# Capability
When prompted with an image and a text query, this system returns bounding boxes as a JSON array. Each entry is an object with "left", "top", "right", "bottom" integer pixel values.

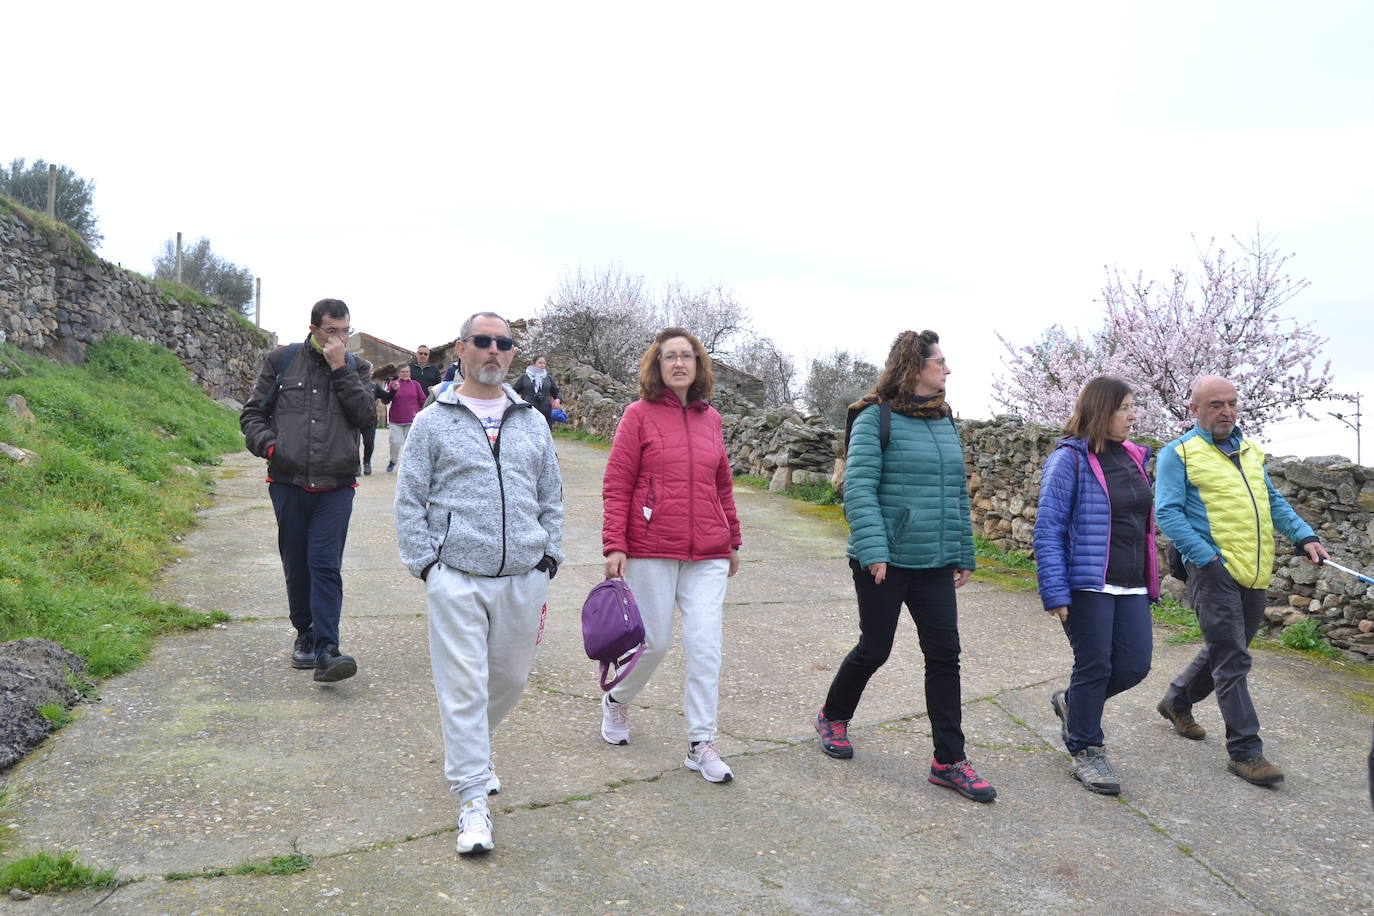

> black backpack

[{"left": 843, "top": 401, "right": 892, "bottom": 457}]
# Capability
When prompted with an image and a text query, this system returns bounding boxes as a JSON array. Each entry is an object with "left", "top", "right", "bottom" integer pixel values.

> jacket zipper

[
  {"left": 1219, "top": 444, "right": 1264, "bottom": 589},
  {"left": 457, "top": 398, "right": 530, "bottom": 577},
  {"left": 683, "top": 404, "right": 695, "bottom": 558}
]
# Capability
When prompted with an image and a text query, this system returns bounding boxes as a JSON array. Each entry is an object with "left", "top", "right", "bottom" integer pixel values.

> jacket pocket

[{"left": 641, "top": 475, "right": 657, "bottom": 531}]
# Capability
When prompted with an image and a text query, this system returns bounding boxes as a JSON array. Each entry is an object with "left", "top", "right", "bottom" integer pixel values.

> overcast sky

[{"left": 7, "top": 1, "right": 1371, "bottom": 460}]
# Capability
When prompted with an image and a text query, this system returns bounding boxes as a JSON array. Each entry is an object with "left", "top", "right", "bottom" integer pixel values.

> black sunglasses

[{"left": 464, "top": 334, "right": 515, "bottom": 351}]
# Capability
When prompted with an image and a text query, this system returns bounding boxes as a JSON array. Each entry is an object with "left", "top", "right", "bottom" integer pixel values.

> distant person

[
  {"left": 409, "top": 345, "right": 442, "bottom": 396},
  {"left": 1154, "top": 374, "right": 1328, "bottom": 786},
  {"left": 240, "top": 298, "right": 373, "bottom": 682},
  {"left": 358, "top": 369, "right": 382, "bottom": 476},
  {"left": 512, "top": 356, "right": 563, "bottom": 427},
  {"left": 1034, "top": 376, "right": 1157, "bottom": 795},
  {"left": 443, "top": 359, "right": 463, "bottom": 384},
  {"left": 813, "top": 330, "right": 996, "bottom": 802},
  {"left": 600, "top": 327, "right": 742, "bottom": 784},
  {"left": 395, "top": 311, "right": 563, "bottom": 856},
  {"left": 384, "top": 364, "right": 427, "bottom": 472}
]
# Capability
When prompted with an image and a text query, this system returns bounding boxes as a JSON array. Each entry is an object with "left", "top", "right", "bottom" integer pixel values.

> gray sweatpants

[
  {"left": 1164, "top": 559, "right": 1268, "bottom": 760},
  {"left": 426, "top": 562, "right": 548, "bottom": 804}
]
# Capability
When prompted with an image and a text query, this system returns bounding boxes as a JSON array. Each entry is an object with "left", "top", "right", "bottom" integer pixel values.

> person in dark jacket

[
  {"left": 357, "top": 363, "right": 380, "bottom": 476},
  {"left": 814, "top": 329, "right": 996, "bottom": 803},
  {"left": 240, "top": 298, "right": 374, "bottom": 682},
  {"left": 1033, "top": 376, "right": 1157, "bottom": 795},
  {"left": 512, "top": 356, "right": 563, "bottom": 427},
  {"left": 600, "top": 328, "right": 742, "bottom": 784},
  {"left": 408, "top": 345, "right": 442, "bottom": 396}
]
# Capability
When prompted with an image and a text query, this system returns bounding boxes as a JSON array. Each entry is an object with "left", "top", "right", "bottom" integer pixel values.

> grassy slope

[{"left": 0, "top": 336, "right": 241, "bottom": 677}]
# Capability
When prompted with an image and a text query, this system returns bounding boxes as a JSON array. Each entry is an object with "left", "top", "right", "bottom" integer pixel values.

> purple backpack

[{"left": 581, "top": 578, "right": 646, "bottom": 691}]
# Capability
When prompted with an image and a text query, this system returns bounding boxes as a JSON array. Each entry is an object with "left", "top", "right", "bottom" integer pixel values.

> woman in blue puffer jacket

[{"left": 1034, "top": 375, "right": 1158, "bottom": 796}]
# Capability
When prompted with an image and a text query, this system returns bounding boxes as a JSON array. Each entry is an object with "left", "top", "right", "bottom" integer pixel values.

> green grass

[
  {"left": 37, "top": 703, "right": 73, "bottom": 729},
  {"left": 0, "top": 336, "right": 240, "bottom": 677},
  {"left": 971, "top": 535, "right": 1038, "bottom": 591},
  {"left": 164, "top": 852, "right": 312, "bottom": 882},
  {"left": 0, "top": 850, "right": 118, "bottom": 892},
  {"left": 788, "top": 479, "right": 841, "bottom": 505},
  {"left": 553, "top": 426, "right": 611, "bottom": 449},
  {"left": 1153, "top": 595, "right": 1203, "bottom": 643},
  {"left": 0, "top": 196, "right": 98, "bottom": 266},
  {"left": 736, "top": 475, "right": 770, "bottom": 490},
  {"left": 1276, "top": 617, "right": 1340, "bottom": 658}
]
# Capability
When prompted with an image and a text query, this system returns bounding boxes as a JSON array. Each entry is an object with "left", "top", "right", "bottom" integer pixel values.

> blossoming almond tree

[{"left": 993, "top": 232, "right": 1343, "bottom": 440}]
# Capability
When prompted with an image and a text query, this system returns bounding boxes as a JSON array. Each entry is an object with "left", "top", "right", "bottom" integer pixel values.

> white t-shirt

[{"left": 457, "top": 393, "right": 508, "bottom": 444}]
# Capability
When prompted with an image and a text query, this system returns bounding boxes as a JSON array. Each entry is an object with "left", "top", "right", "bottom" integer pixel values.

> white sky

[{"left": 6, "top": 0, "right": 1371, "bottom": 460}]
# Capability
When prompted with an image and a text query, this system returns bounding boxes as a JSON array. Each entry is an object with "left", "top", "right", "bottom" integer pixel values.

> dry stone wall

[
  {"left": 961, "top": 415, "right": 1374, "bottom": 660},
  {"left": 0, "top": 204, "right": 272, "bottom": 400}
]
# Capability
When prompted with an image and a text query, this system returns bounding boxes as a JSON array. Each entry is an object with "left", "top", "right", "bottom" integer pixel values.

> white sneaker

[
  {"left": 486, "top": 763, "right": 501, "bottom": 796},
  {"left": 456, "top": 798, "right": 493, "bottom": 855},
  {"left": 684, "top": 741, "right": 733, "bottom": 783},
  {"left": 601, "top": 692, "right": 630, "bottom": 745}
]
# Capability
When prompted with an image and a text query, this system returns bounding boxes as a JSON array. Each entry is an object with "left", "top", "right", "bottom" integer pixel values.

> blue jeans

[
  {"left": 1060, "top": 590, "right": 1153, "bottom": 753},
  {"left": 269, "top": 482, "right": 355, "bottom": 650}
]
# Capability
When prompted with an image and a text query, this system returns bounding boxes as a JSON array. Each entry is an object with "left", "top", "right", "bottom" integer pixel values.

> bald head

[{"left": 1189, "top": 375, "right": 1239, "bottom": 439}]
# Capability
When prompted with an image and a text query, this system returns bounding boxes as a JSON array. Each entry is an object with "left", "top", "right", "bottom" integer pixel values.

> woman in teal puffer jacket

[{"left": 813, "top": 330, "right": 996, "bottom": 803}]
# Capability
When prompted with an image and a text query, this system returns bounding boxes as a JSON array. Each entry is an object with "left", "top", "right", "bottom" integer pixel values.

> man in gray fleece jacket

[{"left": 394, "top": 311, "right": 563, "bottom": 857}]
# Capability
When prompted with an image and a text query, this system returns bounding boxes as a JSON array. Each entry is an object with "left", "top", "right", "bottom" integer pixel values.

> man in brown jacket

[{"left": 240, "top": 298, "right": 374, "bottom": 682}]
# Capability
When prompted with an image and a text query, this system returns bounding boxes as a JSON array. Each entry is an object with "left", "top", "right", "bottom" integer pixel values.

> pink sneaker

[
  {"left": 928, "top": 758, "right": 996, "bottom": 802},
  {"left": 684, "top": 741, "right": 733, "bottom": 783}
]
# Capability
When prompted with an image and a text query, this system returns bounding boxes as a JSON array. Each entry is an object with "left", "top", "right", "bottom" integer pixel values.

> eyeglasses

[
  {"left": 318, "top": 326, "right": 352, "bottom": 338},
  {"left": 465, "top": 334, "right": 515, "bottom": 351},
  {"left": 660, "top": 352, "right": 696, "bottom": 364},
  {"left": 927, "top": 357, "right": 948, "bottom": 368}
]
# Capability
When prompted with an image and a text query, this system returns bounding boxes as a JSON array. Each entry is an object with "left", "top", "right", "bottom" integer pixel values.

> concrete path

[{"left": 3, "top": 440, "right": 1373, "bottom": 914}]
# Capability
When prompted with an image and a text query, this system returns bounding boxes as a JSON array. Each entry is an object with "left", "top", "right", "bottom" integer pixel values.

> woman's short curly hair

[{"left": 638, "top": 327, "right": 714, "bottom": 402}]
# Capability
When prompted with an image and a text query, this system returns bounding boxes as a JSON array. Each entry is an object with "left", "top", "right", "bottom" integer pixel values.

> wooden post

[
  {"left": 45, "top": 164, "right": 56, "bottom": 218},
  {"left": 255, "top": 277, "right": 262, "bottom": 327},
  {"left": 175, "top": 232, "right": 183, "bottom": 284}
]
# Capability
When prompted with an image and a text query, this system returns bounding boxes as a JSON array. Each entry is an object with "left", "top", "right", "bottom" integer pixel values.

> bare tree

[
  {"left": 527, "top": 263, "right": 661, "bottom": 380},
  {"left": 729, "top": 336, "right": 799, "bottom": 408},
  {"left": 661, "top": 279, "right": 748, "bottom": 355}
]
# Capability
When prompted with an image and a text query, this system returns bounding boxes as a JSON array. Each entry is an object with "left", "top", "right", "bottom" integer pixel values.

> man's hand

[
  {"left": 322, "top": 334, "right": 347, "bottom": 371},
  {"left": 1303, "top": 541, "right": 1330, "bottom": 566},
  {"left": 605, "top": 550, "right": 627, "bottom": 579}
]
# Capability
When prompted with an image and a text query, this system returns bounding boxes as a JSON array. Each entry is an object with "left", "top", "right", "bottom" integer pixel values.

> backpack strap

[{"left": 879, "top": 401, "right": 892, "bottom": 451}]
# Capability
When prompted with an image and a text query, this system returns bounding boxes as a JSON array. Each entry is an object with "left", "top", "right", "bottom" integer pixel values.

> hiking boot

[
  {"left": 685, "top": 741, "right": 733, "bottom": 783},
  {"left": 1228, "top": 755, "right": 1284, "bottom": 786},
  {"left": 928, "top": 758, "right": 997, "bottom": 803},
  {"left": 386, "top": 461, "right": 396, "bottom": 473},
  {"left": 1050, "top": 689, "right": 1070, "bottom": 748},
  {"left": 313, "top": 644, "right": 357, "bottom": 683},
  {"left": 815, "top": 708, "right": 854, "bottom": 759},
  {"left": 290, "top": 632, "right": 315, "bottom": 669},
  {"left": 1071, "top": 746, "right": 1121, "bottom": 795},
  {"left": 486, "top": 763, "right": 501, "bottom": 796},
  {"left": 1157, "top": 699, "right": 1206, "bottom": 740},
  {"left": 456, "top": 797, "right": 493, "bottom": 855},
  {"left": 600, "top": 692, "right": 630, "bottom": 745},
  {"left": 363, "top": 461, "right": 372, "bottom": 475}
]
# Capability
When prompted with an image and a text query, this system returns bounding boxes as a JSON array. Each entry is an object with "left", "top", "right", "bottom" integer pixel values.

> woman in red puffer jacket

[{"left": 600, "top": 327, "right": 742, "bottom": 784}]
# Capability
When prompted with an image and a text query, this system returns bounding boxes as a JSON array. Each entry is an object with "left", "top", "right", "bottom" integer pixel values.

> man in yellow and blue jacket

[{"left": 1154, "top": 375, "right": 1328, "bottom": 787}]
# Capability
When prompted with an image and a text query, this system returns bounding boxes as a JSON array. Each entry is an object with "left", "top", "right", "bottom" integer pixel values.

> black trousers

[
  {"left": 824, "top": 561, "right": 965, "bottom": 764},
  {"left": 359, "top": 425, "right": 376, "bottom": 464}
]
